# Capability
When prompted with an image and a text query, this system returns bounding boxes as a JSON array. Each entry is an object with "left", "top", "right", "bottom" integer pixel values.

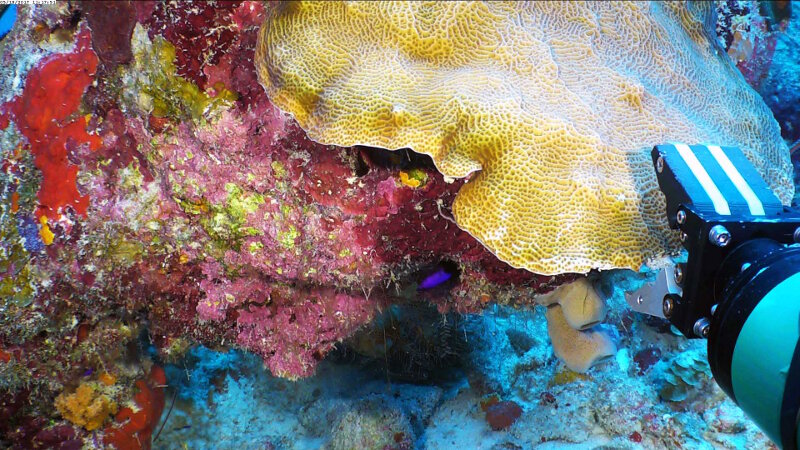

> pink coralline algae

[
  {"left": 141, "top": 0, "right": 246, "bottom": 90},
  {"left": 0, "top": 4, "right": 581, "bottom": 445},
  {"left": 236, "top": 288, "right": 374, "bottom": 379},
  {"left": 0, "top": 1, "right": 572, "bottom": 379}
]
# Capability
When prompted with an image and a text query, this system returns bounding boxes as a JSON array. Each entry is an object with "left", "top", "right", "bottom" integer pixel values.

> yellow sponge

[{"left": 256, "top": 1, "right": 793, "bottom": 275}]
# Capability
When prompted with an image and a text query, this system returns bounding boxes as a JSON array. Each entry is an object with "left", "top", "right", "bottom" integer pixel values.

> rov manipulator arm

[{"left": 625, "top": 143, "right": 800, "bottom": 449}]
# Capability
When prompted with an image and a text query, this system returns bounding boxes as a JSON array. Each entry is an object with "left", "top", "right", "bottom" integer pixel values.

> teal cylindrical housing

[{"left": 708, "top": 241, "right": 800, "bottom": 450}]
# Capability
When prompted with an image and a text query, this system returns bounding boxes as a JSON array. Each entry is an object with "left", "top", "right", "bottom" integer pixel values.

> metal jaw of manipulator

[{"left": 625, "top": 143, "right": 800, "bottom": 449}]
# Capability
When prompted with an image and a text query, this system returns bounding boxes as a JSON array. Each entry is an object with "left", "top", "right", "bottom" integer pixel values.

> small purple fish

[{"left": 417, "top": 268, "right": 452, "bottom": 291}]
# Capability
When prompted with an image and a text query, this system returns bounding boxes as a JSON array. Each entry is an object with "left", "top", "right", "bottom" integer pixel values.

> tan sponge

[
  {"left": 546, "top": 304, "right": 616, "bottom": 373},
  {"left": 537, "top": 277, "right": 607, "bottom": 331}
]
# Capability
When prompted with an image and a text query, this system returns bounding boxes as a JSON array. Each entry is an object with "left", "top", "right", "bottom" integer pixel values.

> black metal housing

[{"left": 651, "top": 144, "right": 800, "bottom": 337}]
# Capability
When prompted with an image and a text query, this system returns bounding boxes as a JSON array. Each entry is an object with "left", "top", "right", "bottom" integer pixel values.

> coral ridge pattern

[{"left": 256, "top": 1, "right": 793, "bottom": 275}]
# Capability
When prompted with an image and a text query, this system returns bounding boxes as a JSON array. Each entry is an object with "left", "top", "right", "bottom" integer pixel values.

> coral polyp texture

[{"left": 256, "top": 1, "right": 794, "bottom": 275}]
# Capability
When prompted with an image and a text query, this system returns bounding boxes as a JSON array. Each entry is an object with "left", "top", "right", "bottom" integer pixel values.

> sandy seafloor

[{"left": 153, "top": 278, "right": 771, "bottom": 450}]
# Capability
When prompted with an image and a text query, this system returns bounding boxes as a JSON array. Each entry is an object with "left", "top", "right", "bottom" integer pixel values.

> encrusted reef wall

[
  {"left": 719, "top": 0, "right": 800, "bottom": 145},
  {"left": 0, "top": 1, "right": 796, "bottom": 448},
  {"left": 0, "top": 2, "right": 572, "bottom": 446}
]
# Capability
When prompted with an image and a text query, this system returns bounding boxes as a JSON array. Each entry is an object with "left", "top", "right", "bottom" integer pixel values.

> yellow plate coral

[{"left": 256, "top": 1, "right": 793, "bottom": 275}]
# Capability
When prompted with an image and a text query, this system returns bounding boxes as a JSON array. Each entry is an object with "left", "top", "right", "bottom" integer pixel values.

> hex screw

[
  {"left": 674, "top": 264, "right": 684, "bottom": 284},
  {"left": 794, "top": 227, "right": 800, "bottom": 243},
  {"left": 676, "top": 209, "right": 686, "bottom": 225},
  {"left": 680, "top": 231, "right": 688, "bottom": 243},
  {"left": 708, "top": 225, "right": 731, "bottom": 247},
  {"left": 663, "top": 296, "right": 674, "bottom": 318},
  {"left": 656, "top": 156, "right": 664, "bottom": 173},
  {"left": 693, "top": 317, "right": 711, "bottom": 338}
]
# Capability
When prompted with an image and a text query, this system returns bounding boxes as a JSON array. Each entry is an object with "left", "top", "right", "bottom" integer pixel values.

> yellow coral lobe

[
  {"left": 256, "top": 1, "right": 793, "bottom": 275},
  {"left": 39, "top": 216, "right": 54, "bottom": 245}
]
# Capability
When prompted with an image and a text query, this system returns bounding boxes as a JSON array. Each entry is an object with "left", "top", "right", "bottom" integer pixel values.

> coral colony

[{"left": 0, "top": 2, "right": 797, "bottom": 449}]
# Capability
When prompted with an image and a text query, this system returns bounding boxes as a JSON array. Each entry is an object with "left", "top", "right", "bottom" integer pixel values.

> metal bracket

[{"left": 625, "top": 263, "right": 683, "bottom": 319}]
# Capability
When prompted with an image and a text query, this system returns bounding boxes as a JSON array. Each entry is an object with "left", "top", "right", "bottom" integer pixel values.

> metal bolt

[
  {"left": 674, "top": 265, "right": 684, "bottom": 284},
  {"left": 693, "top": 317, "right": 711, "bottom": 338},
  {"left": 656, "top": 156, "right": 664, "bottom": 173},
  {"left": 636, "top": 295, "right": 644, "bottom": 305},
  {"left": 794, "top": 227, "right": 800, "bottom": 243},
  {"left": 676, "top": 209, "right": 686, "bottom": 225},
  {"left": 662, "top": 296, "right": 674, "bottom": 318},
  {"left": 680, "top": 231, "right": 688, "bottom": 243},
  {"left": 708, "top": 225, "right": 731, "bottom": 247}
]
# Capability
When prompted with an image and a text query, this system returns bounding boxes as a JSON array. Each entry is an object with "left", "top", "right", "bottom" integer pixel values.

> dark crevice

[{"left": 355, "top": 146, "right": 437, "bottom": 176}]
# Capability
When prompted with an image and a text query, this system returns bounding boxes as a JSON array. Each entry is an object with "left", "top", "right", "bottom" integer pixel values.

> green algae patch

[
  {"left": 224, "top": 183, "right": 264, "bottom": 217},
  {"left": 185, "top": 182, "right": 266, "bottom": 251},
  {"left": 278, "top": 224, "right": 300, "bottom": 249},
  {"left": 0, "top": 260, "right": 37, "bottom": 307},
  {"left": 106, "top": 239, "right": 146, "bottom": 266},
  {"left": 120, "top": 24, "right": 237, "bottom": 124},
  {"left": 248, "top": 241, "right": 264, "bottom": 254},
  {"left": 117, "top": 164, "right": 144, "bottom": 190},
  {"left": 271, "top": 161, "right": 287, "bottom": 179}
]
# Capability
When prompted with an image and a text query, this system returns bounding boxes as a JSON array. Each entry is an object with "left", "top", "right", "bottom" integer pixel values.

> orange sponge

[{"left": 54, "top": 383, "right": 118, "bottom": 431}]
